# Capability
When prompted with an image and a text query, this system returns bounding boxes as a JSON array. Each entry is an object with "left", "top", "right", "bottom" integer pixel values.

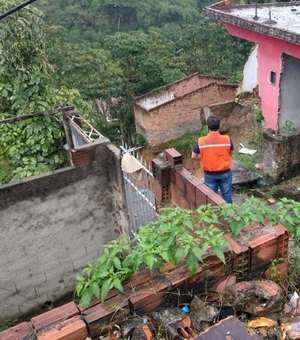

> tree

[
  {"left": 179, "top": 18, "right": 252, "bottom": 81},
  {"left": 0, "top": 1, "right": 88, "bottom": 184},
  {"left": 104, "top": 30, "right": 186, "bottom": 142},
  {"left": 44, "top": 25, "right": 124, "bottom": 101}
]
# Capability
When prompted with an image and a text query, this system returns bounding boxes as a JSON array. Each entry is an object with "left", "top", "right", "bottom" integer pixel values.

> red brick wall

[{"left": 135, "top": 83, "right": 237, "bottom": 148}]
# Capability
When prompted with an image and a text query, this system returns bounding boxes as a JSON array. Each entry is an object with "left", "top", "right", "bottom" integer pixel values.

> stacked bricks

[
  {"left": 164, "top": 148, "right": 226, "bottom": 209},
  {"left": 152, "top": 153, "right": 172, "bottom": 210}
]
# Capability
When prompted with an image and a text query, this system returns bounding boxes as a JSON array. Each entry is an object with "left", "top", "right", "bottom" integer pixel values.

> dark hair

[{"left": 207, "top": 116, "right": 220, "bottom": 131}]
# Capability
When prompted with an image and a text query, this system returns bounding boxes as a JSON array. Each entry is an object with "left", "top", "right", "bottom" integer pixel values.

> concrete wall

[
  {"left": 204, "top": 101, "right": 253, "bottom": 147},
  {"left": 135, "top": 83, "right": 237, "bottom": 148},
  {"left": 263, "top": 130, "right": 300, "bottom": 181},
  {"left": 0, "top": 140, "right": 129, "bottom": 322}
]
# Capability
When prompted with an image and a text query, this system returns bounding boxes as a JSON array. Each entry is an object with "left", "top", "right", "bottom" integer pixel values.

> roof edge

[{"left": 204, "top": 1, "right": 300, "bottom": 45}]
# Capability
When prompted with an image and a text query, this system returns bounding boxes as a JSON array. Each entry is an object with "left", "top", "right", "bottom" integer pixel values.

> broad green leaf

[
  {"left": 113, "top": 278, "right": 124, "bottom": 293},
  {"left": 101, "top": 279, "right": 111, "bottom": 303},
  {"left": 81, "top": 287, "right": 93, "bottom": 307},
  {"left": 91, "top": 282, "right": 100, "bottom": 299},
  {"left": 192, "top": 246, "right": 203, "bottom": 262},
  {"left": 213, "top": 246, "right": 226, "bottom": 264}
]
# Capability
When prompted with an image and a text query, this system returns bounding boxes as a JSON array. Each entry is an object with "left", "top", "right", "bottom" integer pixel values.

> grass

[
  {"left": 0, "top": 319, "right": 17, "bottom": 332},
  {"left": 160, "top": 127, "right": 208, "bottom": 156},
  {"left": 233, "top": 150, "right": 263, "bottom": 173}
]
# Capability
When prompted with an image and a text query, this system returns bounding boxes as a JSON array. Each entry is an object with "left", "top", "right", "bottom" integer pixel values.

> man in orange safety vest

[{"left": 191, "top": 116, "right": 233, "bottom": 203}]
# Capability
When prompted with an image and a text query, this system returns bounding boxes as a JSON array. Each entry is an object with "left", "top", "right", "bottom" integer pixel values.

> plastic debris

[
  {"left": 181, "top": 305, "right": 190, "bottom": 314},
  {"left": 239, "top": 143, "right": 257, "bottom": 155}
]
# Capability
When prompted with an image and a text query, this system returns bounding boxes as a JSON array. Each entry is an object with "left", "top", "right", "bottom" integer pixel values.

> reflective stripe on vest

[{"left": 198, "top": 132, "right": 232, "bottom": 172}]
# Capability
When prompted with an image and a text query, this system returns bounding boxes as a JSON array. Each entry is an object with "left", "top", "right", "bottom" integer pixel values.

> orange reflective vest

[{"left": 198, "top": 131, "right": 232, "bottom": 172}]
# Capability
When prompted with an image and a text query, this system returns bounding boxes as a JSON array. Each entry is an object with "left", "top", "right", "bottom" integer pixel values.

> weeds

[
  {"left": 160, "top": 127, "right": 208, "bottom": 156},
  {"left": 0, "top": 319, "right": 17, "bottom": 332}
]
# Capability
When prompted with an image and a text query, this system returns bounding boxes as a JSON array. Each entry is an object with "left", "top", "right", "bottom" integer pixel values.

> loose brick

[
  {"left": 212, "top": 275, "right": 237, "bottom": 293},
  {"left": 123, "top": 269, "right": 156, "bottom": 291},
  {"left": 78, "top": 270, "right": 155, "bottom": 312},
  {"left": 31, "top": 302, "right": 79, "bottom": 332},
  {"left": 165, "top": 264, "right": 190, "bottom": 290},
  {"left": 0, "top": 322, "right": 34, "bottom": 340},
  {"left": 37, "top": 315, "right": 87, "bottom": 340},
  {"left": 165, "top": 148, "right": 182, "bottom": 166}
]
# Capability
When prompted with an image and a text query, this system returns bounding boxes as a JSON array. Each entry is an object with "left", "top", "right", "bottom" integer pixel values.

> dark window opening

[{"left": 270, "top": 71, "right": 276, "bottom": 85}]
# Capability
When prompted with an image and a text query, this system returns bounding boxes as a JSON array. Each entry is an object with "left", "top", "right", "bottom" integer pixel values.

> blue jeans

[{"left": 204, "top": 170, "right": 233, "bottom": 204}]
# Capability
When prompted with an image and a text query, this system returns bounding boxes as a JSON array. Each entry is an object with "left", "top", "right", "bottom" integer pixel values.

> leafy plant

[
  {"left": 74, "top": 237, "right": 134, "bottom": 306},
  {"left": 75, "top": 207, "right": 228, "bottom": 307},
  {"left": 0, "top": 2, "right": 90, "bottom": 184},
  {"left": 221, "top": 197, "right": 275, "bottom": 236},
  {"left": 254, "top": 108, "right": 264, "bottom": 124},
  {"left": 75, "top": 197, "right": 300, "bottom": 307},
  {"left": 273, "top": 198, "right": 300, "bottom": 237}
]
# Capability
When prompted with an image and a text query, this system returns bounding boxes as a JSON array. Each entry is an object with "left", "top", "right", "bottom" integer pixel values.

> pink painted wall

[{"left": 224, "top": 23, "right": 300, "bottom": 131}]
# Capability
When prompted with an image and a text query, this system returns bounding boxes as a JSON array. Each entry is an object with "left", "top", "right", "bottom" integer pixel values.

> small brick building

[{"left": 134, "top": 73, "right": 238, "bottom": 150}]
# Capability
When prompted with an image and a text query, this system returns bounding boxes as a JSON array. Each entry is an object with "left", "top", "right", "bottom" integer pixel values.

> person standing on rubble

[{"left": 191, "top": 115, "right": 233, "bottom": 203}]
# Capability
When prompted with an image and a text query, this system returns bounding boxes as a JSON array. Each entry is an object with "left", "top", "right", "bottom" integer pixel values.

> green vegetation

[
  {"left": 0, "top": 0, "right": 89, "bottom": 184},
  {"left": 280, "top": 120, "right": 298, "bottom": 135},
  {"left": 75, "top": 206, "right": 228, "bottom": 306},
  {"left": 160, "top": 126, "right": 208, "bottom": 155},
  {"left": 75, "top": 197, "right": 300, "bottom": 306},
  {"left": 0, "top": 0, "right": 253, "bottom": 183},
  {"left": 0, "top": 319, "right": 17, "bottom": 332},
  {"left": 35, "top": 1, "right": 252, "bottom": 145}
]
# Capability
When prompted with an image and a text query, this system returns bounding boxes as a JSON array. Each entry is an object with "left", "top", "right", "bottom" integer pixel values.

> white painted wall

[{"left": 240, "top": 45, "right": 258, "bottom": 93}]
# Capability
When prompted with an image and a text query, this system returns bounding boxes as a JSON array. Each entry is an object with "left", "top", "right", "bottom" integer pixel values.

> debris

[
  {"left": 181, "top": 305, "right": 190, "bottom": 314},
  {"left": 239, "top": 143, "right": 257, "bottom": 155},
  {"left": 190, "top": 297, "right": 219, "bottom": 332},
  {"left": 281, "top": 320, "right": 300, "bottom": 340},
  {"left": 290, "top": 292, "right": 300, "bottom": 313},
  {"left": 255, "top": 162, "right": 264, "bottom": 170},
  {"left": 196, "top": 316, "right": 263, "bottom": 339},
  {"left": 224, "top": 280, "right": 285, "bottom": 316},
  {"left": 248, "top": 317, "right": 277, "bottom": 328},
  {"left": 267, "top": 198, "right": 276, "bottom": 204},
  {"left": 213, "top": 275, "right": 237, "bottom": 294},
  {"left": 177, "top": 316, "right": 198, "bottom": 338}
]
